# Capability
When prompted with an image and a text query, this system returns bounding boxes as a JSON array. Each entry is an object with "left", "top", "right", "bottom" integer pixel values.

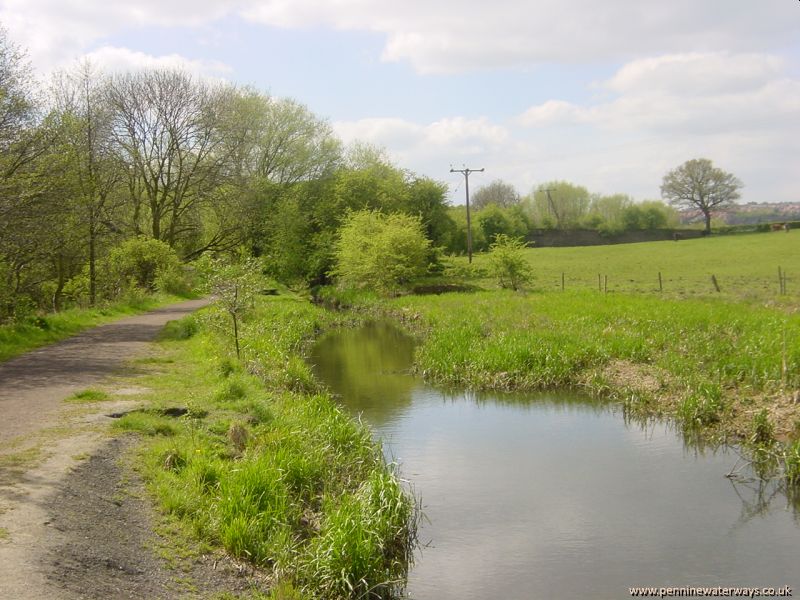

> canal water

[{"left": 309, "top": 321, "right": 799, "bottom": 600}]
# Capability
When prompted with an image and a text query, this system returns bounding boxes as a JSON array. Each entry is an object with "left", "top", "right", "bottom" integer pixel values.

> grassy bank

[
  {"left": 0, "top": 291, "right": 193, "bottom": 363},
  {"left": 116, "top": 296, "right": 416, "bottom": 600},
  {"left": 378, "top": 290, "right": 800, "bottom": 456}
]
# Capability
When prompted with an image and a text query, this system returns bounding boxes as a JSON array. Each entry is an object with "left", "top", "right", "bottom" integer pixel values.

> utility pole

[
  {"left": 541, "top": 187, "right": 558, "bottom": 226},
  {"left": 450, "top": 166, "right": 484, "bottom": 263}
]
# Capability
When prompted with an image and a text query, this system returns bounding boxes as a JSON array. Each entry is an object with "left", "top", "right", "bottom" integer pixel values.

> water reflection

[{"left": 310, "top": 320, "right": 800, "bottom": 600}]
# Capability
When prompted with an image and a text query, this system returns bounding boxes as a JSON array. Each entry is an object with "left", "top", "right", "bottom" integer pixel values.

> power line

[{"left": 450, "top": 165, "right": 484, "bottom": 263}]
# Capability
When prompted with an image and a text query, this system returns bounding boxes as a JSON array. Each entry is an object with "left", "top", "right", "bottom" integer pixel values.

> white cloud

[
  {"left": 80, "top": 46, "right": 232, "bottom": 78},
  {"left": 519, "top": 52, "right": 800, "bottom": 136},
  {"left": 334, "top": 51, "right": 799, "bottom": 203},
  {"left": 3, "top": 0, "right": 798, "bottom": 74},
  {"left": 0, "top": 0, "right": 234, "bottom": 70},
  {"left": 239, "top": 0, "right": 800, "bottom": 74}
]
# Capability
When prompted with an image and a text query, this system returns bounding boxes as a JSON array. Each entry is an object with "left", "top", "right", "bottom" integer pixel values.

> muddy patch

[{"left": 41, "top": 435, "right": 266, "bottom": 599}]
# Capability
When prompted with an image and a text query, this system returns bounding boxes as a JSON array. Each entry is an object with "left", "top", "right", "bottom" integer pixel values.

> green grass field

[{"left": 459, "top": 231, "right": 799, "bottom": 303}]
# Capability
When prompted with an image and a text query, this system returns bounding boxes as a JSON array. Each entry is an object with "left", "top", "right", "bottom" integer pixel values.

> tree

[
  {"left": 471, "top": 179, "right": 520, "bottom": 210},
  {"left": 50, "top": 62, "right": 122, "bottom": 305},
  {"left": 487, "top": 234, "right": 533, "bottom": 291},
  {"left": 660, "top": 158, "right": 742, "bottom": 233},
  {"left": 332, "top": 210, "right": 430, "bottom": 294},
  {"left": 526, "top": 181, "right": 590, "bottom": 229},
  {"left": 206, "top": 257, "right": 263, "bottom": 359},
  {"left": 106, "top": 69, "right": 228, "bottom": 251}
]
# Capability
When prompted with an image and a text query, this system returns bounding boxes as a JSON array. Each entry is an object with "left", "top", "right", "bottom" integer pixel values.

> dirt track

[{"left": 0, "top": 298, "right": 259, "bottom": 599}]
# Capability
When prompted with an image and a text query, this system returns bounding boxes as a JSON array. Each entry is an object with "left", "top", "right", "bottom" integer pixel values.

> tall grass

[
  {"left": 385, "top": 290, "right": 800, "bottom": 441},
  {"left": 124, "top": 298, "right": 417, "bottom": 599}
]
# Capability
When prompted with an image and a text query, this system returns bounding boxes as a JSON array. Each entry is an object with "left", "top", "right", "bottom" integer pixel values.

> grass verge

[{"left": 118, "top": 297, "right": 417, "bottom": 600}]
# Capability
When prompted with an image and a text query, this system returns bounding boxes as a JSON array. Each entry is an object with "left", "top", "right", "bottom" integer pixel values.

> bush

[
  {"left": 332, "top": 210, "right": 431, "bottom": 294},
  {"left": 107, "top": 237, "right": 182, "bottom": 292},
  {"left": 487, "top": 234, "right": 534, "bottom": 291}
]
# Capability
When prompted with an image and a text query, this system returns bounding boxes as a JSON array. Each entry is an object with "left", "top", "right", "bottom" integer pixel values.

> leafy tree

[
  {"left": 661, "top": 158, "right": 742, "bottom": 233},
  {"left": 477, "top": 204, "right": 530, "bottom": 245},
  {"left": 472, "top": 179, "right": 520, "bottom": 210},
  {"left": 527, "top": 181, "right": 590, "bottom": 229},
  {"left": 50, "top": 62, "right": 123, "bottom": 305},
  {"left": 107, "top": 236, "right": 181, "bottom": 293},
  {"left": 487, "top": 234, "right": 533, "bottom": 291},
  {"left": 332, "top": 210, "right": 431, "bottom": 294}
]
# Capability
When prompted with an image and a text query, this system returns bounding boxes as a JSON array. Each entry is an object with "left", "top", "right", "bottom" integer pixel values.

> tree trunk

[
  {"left": 89, "top": 212, "right": 97, "bottom": 306},
  {"left": 704, "top": 210, "right": 712, "bottom": 234}
]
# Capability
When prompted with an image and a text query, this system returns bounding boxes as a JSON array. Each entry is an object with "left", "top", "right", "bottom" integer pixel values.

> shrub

[
  {"left": 107, "top": 237, "right": 182, "bottom": 292},
  {"left": 332, "top": 210, "right": 431, "bottom": 294},
  {"left": 486, "top": 234, "right": 534, "bottom": 291}
]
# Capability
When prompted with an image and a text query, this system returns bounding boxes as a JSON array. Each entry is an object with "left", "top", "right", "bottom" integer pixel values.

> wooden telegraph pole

[{"left": 450, "top": 166, "right": 484, "bottom": 263}]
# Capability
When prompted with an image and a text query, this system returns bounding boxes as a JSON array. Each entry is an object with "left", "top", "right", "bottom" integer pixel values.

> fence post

[
  {"left": 658, "top": 271, "right": 663, "bottom": 293},
  {"left": 711, "top": 274, "right": 721, "bottom": 293}
]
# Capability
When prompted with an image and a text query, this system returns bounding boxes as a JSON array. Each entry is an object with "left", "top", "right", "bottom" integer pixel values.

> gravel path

[
  {"left": 0, "top": 299, "right": 209, "bottom": 447},
  {"left": 0, "top": 298, "right": 262, "bottom": 599}
]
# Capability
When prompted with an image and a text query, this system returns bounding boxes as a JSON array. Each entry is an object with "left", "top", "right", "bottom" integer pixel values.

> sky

[{"left": 1, "top": 0, "right": 798, "bottom": 204}]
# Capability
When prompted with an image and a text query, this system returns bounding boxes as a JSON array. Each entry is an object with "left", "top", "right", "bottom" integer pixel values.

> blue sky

[{"left": 1, "top": 0, "right": 798, "bottom": 204}]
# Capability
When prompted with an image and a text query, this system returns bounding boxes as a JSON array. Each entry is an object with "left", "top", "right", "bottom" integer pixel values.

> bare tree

[
  {"left": 661, "top": 158, "right": 742, "bottom": 233},
  {"left": 472, "top": 179, "right": 520, "bottom": 210},
  {"left": 106, "top": 69, "right": 227, "bottom": 249}
]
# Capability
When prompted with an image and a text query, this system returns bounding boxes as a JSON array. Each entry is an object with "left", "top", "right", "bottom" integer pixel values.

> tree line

[
  {"left": 0, "top": 29, "right": 457, "bottom": 320},
  {"left": 1, "top": 25, "right": 742, "bottom": 319}
]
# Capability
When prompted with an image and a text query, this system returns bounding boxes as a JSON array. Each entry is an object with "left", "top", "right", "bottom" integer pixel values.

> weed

[
  {"left": 785, "top": 440, "right": 800, "bottom": 486},
  {"left": 65, "top": 388, "right": 109, "bottom": 403},
  {"left": 113, "top": 411, "right": 177, "bottom": 436},
  {"left": 159, "top": 316, "right": 198, "bottom": 341},
  {"left": 127, "top": 295, "right": 415, "bottom": 597},
  {"left": 750, "top": 409, "right": 775, "bottom": 447}
]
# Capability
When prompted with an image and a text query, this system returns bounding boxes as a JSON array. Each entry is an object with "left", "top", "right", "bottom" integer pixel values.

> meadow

[{"left": 459, "top": 231, "right": 800, "bottom": 304}]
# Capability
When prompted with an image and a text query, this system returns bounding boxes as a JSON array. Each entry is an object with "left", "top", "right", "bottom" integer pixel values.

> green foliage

[
  {"left": 159, "top": 315, "right": 199, "bottom": 341},
  {"left": 677, "top": 386, "right": 724, "bottom": 429},
  {"left": 114, "top": 411, "right": 178, "bottom": 436},
  {"left": 205, "top": 257, "right": 267, "bottom": 358},
  {"left": 65, "top": 388, "right": 110, "bottom": 403},
  {"left": 128, "top": 296, "right": 416, "bottom": 597},
  {"left": 661, "top": 158, "right": 743, "bottom": 232},
  {"left": 107, "top": 237, "right": 182, "bottom": 292},
  {"left": 785, "top": 440, "right": 800, "bottom": 486},
  {"left": 487, "top": 235, "right": 534, "bottom": 291},
  {"left": 386, "top": 290, "right": 800, "bottom": 421},
  {"left": 332, "top": 210, "right": 431, "bottom": 294},
  {"left": 750, "top": 408, "right": 775, "bottom": 447},
  {"left": 471, "top": 179, "right": 520, "bottom": 210},
  {"left": 527, "top": 181, "right": 591, "bottom": 228}
]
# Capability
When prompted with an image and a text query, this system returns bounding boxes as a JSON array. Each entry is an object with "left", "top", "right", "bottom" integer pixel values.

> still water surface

[{"left": 309, "top": 321, "right": 799, "bottom": 600}]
